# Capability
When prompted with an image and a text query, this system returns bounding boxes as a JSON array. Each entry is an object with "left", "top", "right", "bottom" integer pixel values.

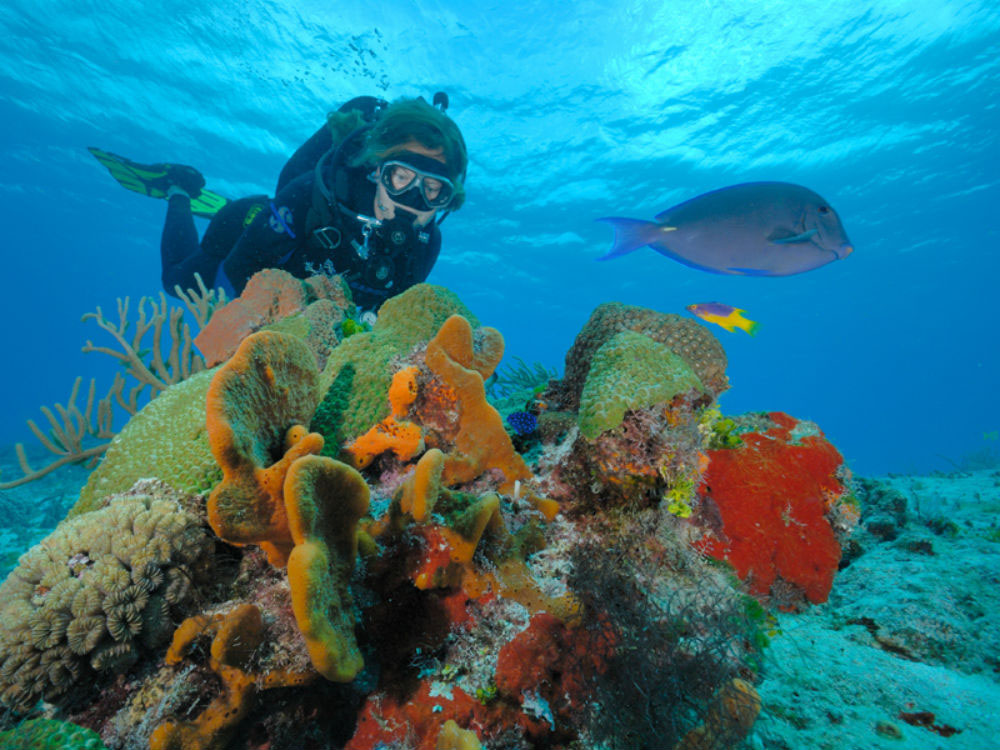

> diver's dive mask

[{"left": 378, "top": 151, "right": 456, "bottom": 211}]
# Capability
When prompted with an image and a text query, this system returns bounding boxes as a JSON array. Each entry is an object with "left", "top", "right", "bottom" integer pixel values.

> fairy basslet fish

[
  {"left": 687, "top": 302, "right": 759, "bottom": 336},
  {"left": 597, "top": 182, "right": 853, "bottom": 276}
]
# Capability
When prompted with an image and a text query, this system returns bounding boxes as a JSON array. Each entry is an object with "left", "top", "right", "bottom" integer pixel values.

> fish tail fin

[
  {"left": 595, "top": 217, "right": 662, "bottom": 260},
  {"left": 734, "top": 312, "right": 760, "bottom": 336}
]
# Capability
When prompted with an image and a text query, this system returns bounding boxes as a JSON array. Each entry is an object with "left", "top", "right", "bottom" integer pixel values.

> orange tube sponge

[
  {"left": 346, "top": 366, "right": 424, "bottom": 469},
  {"left": 284, "top": 455, "right": 370, "bottom": 682},
  {"left": 205, "top": 331, "right": 324, "bottom": 565},
  {"left": 424, "top": 315, "right": 531, "bottom": 492},
  {"left": 151, "top": 604, "right": 265, "bottom": 750},
  {"left": 399, "top": 448, "right": 446, "bottom": 522},
  {"left": 388, "top": 365, "right": 420, "bottom": 418}
]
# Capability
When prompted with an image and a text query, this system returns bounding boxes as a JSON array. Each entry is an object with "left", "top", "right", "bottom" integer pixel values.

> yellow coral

[
  {"left": 387, "top": 365, "right": 419, "bottom": 418},
  {"left": 673, "top": 678, "right": 761, "bottom": 750},
  {"left": 153, "top": 603, "right": 315, "bottom": 750},
  {"left": 151, "top": 604, "right": 262, "bottom": 750},
  {"left": 398, "top": 448, "right": 446, "bottom": 522},
  {"left": 437, "top": 719, "right": 483, "bottom": 750}
]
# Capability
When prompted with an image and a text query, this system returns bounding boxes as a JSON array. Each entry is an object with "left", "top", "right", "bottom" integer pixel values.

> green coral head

[
  {"left": 341, "top": 317, "right": 371, "bottom": 338},
  {"left": 578, "top": 330, "right": 705, "bottom": 439},
  {"left": 476, "top": 683, "right": 499, "bottom": 704},
  {"left": 0, "top": 714, "right": 108, "bottom": 749}
]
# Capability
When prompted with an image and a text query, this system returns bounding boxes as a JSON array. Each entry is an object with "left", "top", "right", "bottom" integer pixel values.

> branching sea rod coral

[
  {"left": 0, "top": 377, "right": 117, "bottom": 490},
  {"left": 0, "top": 274, "right": 224, "bottom": 490},
  {"left": 0, "top": 481, "right": 212, "bottom": 714}
]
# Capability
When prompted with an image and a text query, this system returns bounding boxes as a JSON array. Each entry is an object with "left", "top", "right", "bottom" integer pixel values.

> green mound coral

[
  {"left": 0, "top": 482, "right": 212, "bottom": 713},
  {"left": 71, "top": 370, "right": 221, "bottom": 517},
  {"left": 314, "top": 284, "right": 478, "bottom": 450},
  {"left": 578, "top": 330, "right": 706, "bottom": 439},
  {"left": 0, "top": 718, "right": 107, "bottom": 749},
  {"left": 551, "top": 302, "right": 728, "bottom": 413}
]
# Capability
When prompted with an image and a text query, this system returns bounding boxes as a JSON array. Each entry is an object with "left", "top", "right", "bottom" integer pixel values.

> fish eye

[{"left": 819, "top": 206, "right": 830, "bottom": 214}]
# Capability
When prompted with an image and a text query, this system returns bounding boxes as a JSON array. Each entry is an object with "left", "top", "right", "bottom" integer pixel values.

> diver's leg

[{"left": 161, "top": 193, "right": 219, "bottom": 297}]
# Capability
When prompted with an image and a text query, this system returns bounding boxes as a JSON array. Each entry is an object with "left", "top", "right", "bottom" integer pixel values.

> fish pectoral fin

[{"left": 768, "top": 228, "right": 818, "bottom": 244}]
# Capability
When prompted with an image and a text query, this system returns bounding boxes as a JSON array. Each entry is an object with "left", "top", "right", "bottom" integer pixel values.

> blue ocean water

[{"left": 0, "top": 0, "right": 997, "bottom": 478}]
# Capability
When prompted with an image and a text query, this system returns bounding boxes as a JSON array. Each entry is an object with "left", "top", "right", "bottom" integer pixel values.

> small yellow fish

[{"left": 686, "top": 302, "right": 759, "bottom": 336}]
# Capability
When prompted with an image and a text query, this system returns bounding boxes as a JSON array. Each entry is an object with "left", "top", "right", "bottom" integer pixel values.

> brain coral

[
  {"left": 314, "top": 284, "right": 478, "bottom": 450},
  {"left": 71, "top": 369, "right": 221, "bottom": 517},
  {"left": 578, "top": 330, "right": 706, "bottom": 439},
  {"left": 0, "top": 481, "right": 212, "bottom": 713},
  {"left": 551, "top": 302, "right": 728, "bottom": 411}
]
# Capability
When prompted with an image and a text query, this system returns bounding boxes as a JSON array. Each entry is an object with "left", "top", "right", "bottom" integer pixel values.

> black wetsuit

[{"left": 161, "top": 98, "right": 442, "bottom": 311}]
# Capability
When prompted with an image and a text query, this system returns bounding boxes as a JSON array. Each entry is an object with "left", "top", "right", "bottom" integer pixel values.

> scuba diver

[{"left": 90, "top": 94, "right": 467, "bottom": 312}]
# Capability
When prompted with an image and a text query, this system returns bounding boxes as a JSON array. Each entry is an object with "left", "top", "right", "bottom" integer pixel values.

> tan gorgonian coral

[{"left": 0, "top": 274, "right": 226, "bottom": 490}]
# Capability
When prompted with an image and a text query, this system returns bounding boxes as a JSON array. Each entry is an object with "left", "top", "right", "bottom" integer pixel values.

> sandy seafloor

[{"left": 1, "top": 445, "right": 998, "bottom": 749}]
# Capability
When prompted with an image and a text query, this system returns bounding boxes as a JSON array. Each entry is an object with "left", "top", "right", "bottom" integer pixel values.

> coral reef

[
  {"left": 71, "top": 371, "right": 221, "bottom": 517},
  {"left": 577, "top": 329, "right": 705, "bottom": 439},
  {"left": 547, "top": 301, "right": 729, "bottom": 412},
  {"left": 0, "top": 481, "right": 212, "bottom": 713},
  {"left": 0, "top": 273, "right": 864, "bottom": 749}
]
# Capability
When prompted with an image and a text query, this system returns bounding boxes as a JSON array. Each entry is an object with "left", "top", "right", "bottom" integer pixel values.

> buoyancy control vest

[{"left": 302, "top": 97, "right": 442, "bottom": 310}]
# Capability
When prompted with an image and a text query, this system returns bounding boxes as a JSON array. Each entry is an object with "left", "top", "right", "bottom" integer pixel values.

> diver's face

[{"left": 374, "top": 140, "right": 448, "bottom": 227}]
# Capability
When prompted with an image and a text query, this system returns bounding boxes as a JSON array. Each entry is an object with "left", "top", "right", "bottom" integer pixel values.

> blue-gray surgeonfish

[{"left": 598, "top": 182, "right": 853, "bottom": 276}]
